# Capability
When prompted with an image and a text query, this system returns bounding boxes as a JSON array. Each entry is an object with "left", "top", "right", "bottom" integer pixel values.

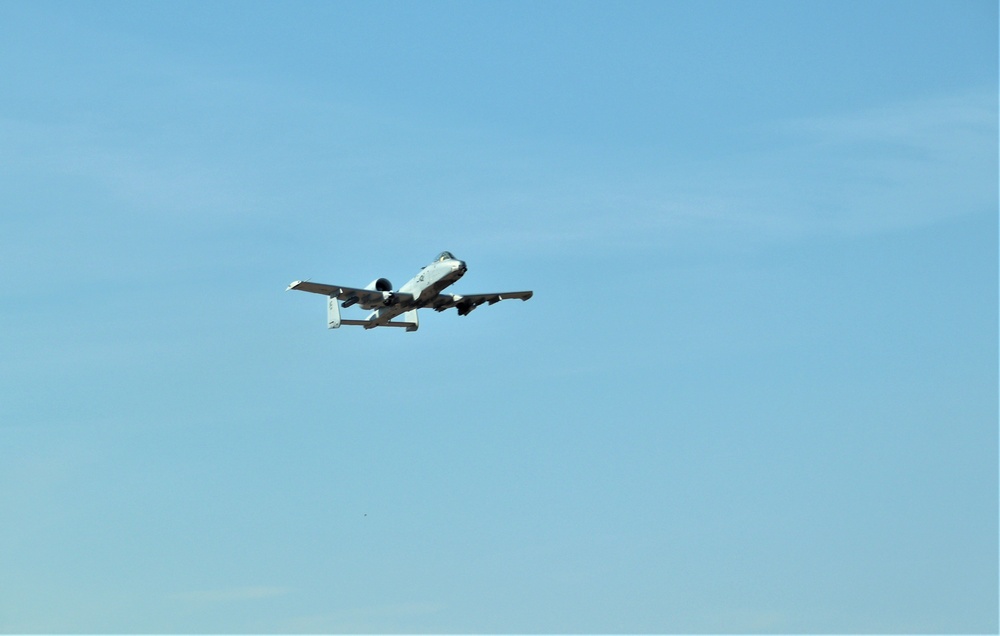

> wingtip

[{"left": 286, "top": 280, "right": 303, "bottom": 291}]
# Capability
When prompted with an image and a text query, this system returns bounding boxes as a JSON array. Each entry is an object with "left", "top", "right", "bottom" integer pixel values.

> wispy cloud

[
  {"left": 447, "top": 87, "right": 997, "bottom": 253},
  {"left": 763, "top": 87, "right": 998, "bottom": 234},
  {"left": 3, "top": 81, "right": 993, "bottom": 261},
  {"left": 0, "top": 115, "right": 262, "bottom": 223},
  {"left": 173, "top": 585, "right": 292, "bottom": 603},
  {"left": 280, "top": 601, "right": 446, "bottom": 633}
]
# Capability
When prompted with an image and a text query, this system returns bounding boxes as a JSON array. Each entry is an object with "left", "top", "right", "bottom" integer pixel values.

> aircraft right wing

[
  {"left": 429, "top": 291, "right": 533, "bottom": 316},
  {"left": 286, "top": 280, "right": 414, "bottom": 311}
]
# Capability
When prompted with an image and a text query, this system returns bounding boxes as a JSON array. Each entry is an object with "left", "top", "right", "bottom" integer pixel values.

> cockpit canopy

[{"left": 435, "top": 251, "right": 455, "bottom": 262}]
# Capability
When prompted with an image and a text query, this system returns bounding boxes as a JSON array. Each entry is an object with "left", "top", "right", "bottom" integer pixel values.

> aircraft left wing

[
  {"left": 286, "top": 280, "right": 414, "bottom": 310},
  {"left": 429, "top": 291, "right": 533, "bottom": 316}
]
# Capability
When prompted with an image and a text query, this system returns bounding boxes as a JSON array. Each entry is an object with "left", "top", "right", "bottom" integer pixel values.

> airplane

[{"left": 286, "top": 251, "right": 532, "bottom": 332}]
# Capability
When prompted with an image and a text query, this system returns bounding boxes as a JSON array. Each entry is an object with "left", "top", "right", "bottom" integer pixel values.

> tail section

[
  {"left": 327, "top": 297, "right": 341, "bottom": 328},
  {"left": 328, "top": 297, "right": 417, "bottom": 331},
  {"left": 403, "top": 309, "right": 419, "bottom": 332}
]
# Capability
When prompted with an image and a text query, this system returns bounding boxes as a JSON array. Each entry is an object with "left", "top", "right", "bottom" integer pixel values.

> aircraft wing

[
  {"left": 286, "top": 280, "right": 414, "bottom": 310},
  {"left": 429, "top": 291, "right": 533, "bottom": 316}
]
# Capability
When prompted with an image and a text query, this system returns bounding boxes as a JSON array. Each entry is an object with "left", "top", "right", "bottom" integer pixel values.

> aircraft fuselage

[{"left": 365, "top": 253, "right": 467, "bottom": 326}]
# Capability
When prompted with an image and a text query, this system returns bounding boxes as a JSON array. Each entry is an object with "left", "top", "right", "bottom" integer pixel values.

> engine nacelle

[
  {"left": 364, "top": 278, "right": 395, "bottom": 306},
  {"left": 364, "top": 278, "right": 393, "bottom": 292}
]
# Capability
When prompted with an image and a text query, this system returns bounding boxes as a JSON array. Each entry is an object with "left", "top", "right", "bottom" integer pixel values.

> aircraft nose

[{"left": 453, "top": 260, "right": 467, "bottom": 273}]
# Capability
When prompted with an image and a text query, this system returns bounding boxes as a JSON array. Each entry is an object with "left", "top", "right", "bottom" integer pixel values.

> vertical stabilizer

[
  {"left": 327, "top": 297, "right": 341, "bottom": 328},
  {"left": 404, "top": 309, "right": 419, "bottom": 332}
]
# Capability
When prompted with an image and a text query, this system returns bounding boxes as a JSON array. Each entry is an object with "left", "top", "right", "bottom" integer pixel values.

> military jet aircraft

[{"left": 287, "top": 251, "right": 532, "bottom": 332}]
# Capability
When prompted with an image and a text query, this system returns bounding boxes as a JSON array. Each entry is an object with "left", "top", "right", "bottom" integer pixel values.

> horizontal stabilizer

[{"left": 339, "top": 319, "right": 417, "bottom": 331}]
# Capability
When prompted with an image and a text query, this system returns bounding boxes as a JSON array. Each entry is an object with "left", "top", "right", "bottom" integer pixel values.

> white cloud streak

[
  {"left": 443, "top": 88, "right": 997, "bottom": 252},
  {"left": 172, "top": 585, "right": 292, "bottom": 603},
  {"left": 280, "top": 601, "right": 446, "bottom": 633},
  {"left": 2, "top": 85, "right": 993, "bottom": 262}
]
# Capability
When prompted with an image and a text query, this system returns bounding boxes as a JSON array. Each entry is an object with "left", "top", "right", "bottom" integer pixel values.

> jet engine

[
  {"left": 364, "top": 278, "right": 393, "bottom": 292},
  {"left": 364, "top": 278, "right": 396, "bottom": 306}
]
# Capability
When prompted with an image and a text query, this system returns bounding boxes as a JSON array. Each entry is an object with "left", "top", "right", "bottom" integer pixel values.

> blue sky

[{"left": 1, "top": 1, "right": 996, "bottom": 632}]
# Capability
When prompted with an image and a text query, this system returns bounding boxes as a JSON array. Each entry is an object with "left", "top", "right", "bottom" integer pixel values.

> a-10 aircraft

[{"left": 287, "top": 251, "right": 532, "bottom": 332}]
